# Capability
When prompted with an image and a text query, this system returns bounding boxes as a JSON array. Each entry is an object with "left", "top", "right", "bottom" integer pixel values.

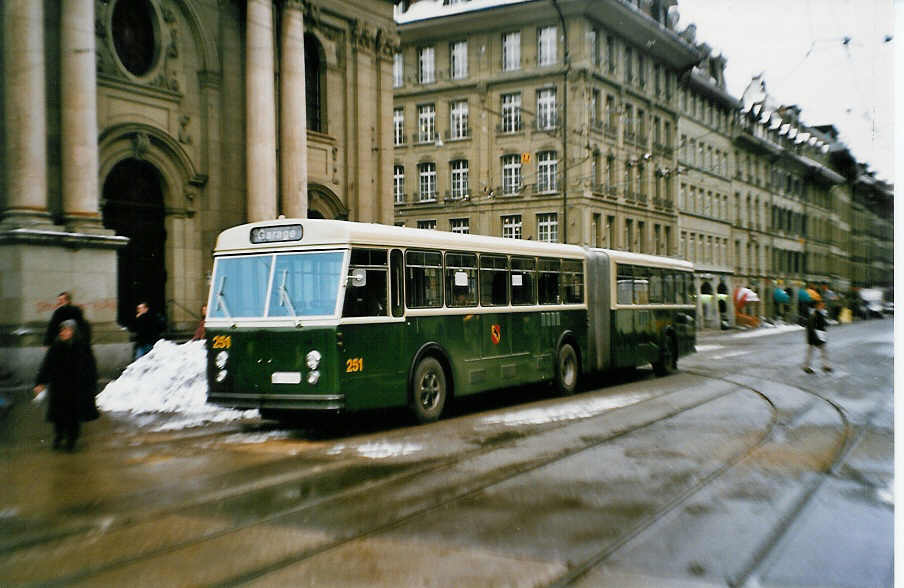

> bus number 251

[{"left": 346, "top": 358, "right": 364, "bottom": 372}]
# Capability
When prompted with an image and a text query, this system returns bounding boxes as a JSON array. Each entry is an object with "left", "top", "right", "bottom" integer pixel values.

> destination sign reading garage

[{"left": 250, "top": 224, "right": 303, "bottom": 244}]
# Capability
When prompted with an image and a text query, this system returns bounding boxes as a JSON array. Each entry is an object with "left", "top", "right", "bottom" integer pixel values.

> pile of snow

[{"left": 97, "top": 339, "right": 258, "bottom": 430}]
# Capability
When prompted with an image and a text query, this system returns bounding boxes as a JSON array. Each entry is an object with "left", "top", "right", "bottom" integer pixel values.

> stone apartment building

[
  {"left": 393, "top": 0, "right": 701, "bottom": 251},
  {"left": 675, "top": 46, "right": 736, "bottom": 329},
  {"left": 1, "top": 0, "right": 397, "bottom": 380},
  {"left": 396, "top": 0, "right": 893, "bottom": 329}
]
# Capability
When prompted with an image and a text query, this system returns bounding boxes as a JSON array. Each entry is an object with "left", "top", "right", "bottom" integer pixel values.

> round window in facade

[{"left": 111, "top": 0, "right": 158, "bottom": 77}]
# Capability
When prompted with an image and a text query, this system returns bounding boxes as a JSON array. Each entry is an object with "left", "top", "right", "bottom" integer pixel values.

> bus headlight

[
  {"left": 216, "top": 369, "right": 228, "bottom": 382},
  {"left": 215, "top": 351, "right": 229, "bottom": 369},
  {"left": 307, "top": 370, "right": 320, "bottom": 385},
  {"left": 306, "top": 350, "right": 321, "bottom": 370}
]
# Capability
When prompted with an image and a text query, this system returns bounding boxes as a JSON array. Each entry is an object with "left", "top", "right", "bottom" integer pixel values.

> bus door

[
  {"left": 631, "top": 269, "right": 656, "bottom": 364},
  {"left": 478, "top": 255, "right": 514, "bottom": 382},
  {"left": 510, "top": 257, "right": 539, "bottom": 381},
  {"left": 444, "top": 252, "right": 483, "bottom": 390},
  {"left": 338, "top": 248, "right": 406, "bottom": 410}
]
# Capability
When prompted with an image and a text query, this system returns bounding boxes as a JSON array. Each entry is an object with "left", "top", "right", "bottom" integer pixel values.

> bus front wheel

[
  {"left": 411, "top": 356, "right": 447, "bottom": 424},
  {"left": 555, "top": 342, "right": 579, "bottom": 396}
]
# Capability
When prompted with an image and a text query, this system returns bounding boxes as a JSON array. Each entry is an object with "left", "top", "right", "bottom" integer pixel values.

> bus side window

[
  {"left": 406, "top": 250, "right": 443, "bottom": 308},
  {"left": 561, "top": 259, "right": 584, "bottom": 304},
  {"left": 390, "top": 249, "right": 404, "bottom": 317},
  {"left": 538, "top": 258, "right": 561, "bottom": 304},
  {"left": 511, "top": 257, "right": 536, "bottom": 305},
  {"left": 616, "top": 264, "right": 633, "bottom": 305},
  {"left": 342, "top": 248, "right": 388, "bottom": 317},
  {"left": 663, "top": 272, "right": 675, "bottom": 303},
  {"left": 479, "top": 254, "right": 509, "bottom": 306},
  {"left": 632, "top": 265, "right": 650, "bottom": 305},
  {"left": 648, "top": 269, "right": 663, "bottom": 304},
  {"left": 445, "top": 252, "right": 478, "bottom": 307}
]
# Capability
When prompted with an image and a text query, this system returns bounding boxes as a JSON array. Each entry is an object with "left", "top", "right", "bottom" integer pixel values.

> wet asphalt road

[{"left": 0, "top": 318, "right": 893, "bottom": 587}]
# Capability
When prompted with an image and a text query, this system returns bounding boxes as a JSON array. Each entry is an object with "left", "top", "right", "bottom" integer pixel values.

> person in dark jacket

[
  {"left": 802, "top": 300, "right": 832, "bottom": 374},
  {"left": 43, "top": 291, "right": 91, "bottom": 346},
  {"left": 33, "top": 320, "right": 99, "bottom": 451},
  {"left": 131, "top": 302, "right": 162, "bottom": 359}
]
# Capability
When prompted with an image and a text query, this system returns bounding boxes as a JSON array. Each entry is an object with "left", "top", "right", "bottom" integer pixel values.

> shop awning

[
  {"left": 798, "top": 288, "right": 822, "bottom": 303},
  {"left": 734, "top": 287, "right": 760, "bottom": 305},
  {"left": 773, "top": 288, "right": 791, "bottom": 303}
]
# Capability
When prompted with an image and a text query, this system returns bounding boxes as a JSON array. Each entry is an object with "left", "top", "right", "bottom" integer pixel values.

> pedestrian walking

[
  {"left": 43, "top": 291, "right": 91, "bottom": 346},
  {"left": 802, "top": 300, "right": 832, "bottom": 374},
  {"left": 131, "top": 302, "right": 162, "bottom": 359},
  {"left": 33, "top": 320, "right": 99, "bottom": 451},
  {"left": 191, "top": 304, "right": 207, "bottom": 341}
]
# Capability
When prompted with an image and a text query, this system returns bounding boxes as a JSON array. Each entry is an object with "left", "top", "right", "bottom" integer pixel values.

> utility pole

[{"left": 551, "top": 0, "right": 569, "bottom": 243}]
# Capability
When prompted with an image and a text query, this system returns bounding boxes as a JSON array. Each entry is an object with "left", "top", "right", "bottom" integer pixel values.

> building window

[
  {"left": 538, "top": 26, "right": 557, "bottom": 66},
  {"left": 393, "top": 52, "right": 404, "bottom": 88},
  {"left": 590, "top": 88, "right": 601, "bottom": 126},
  {"left": 450, "top": 40, "right": 468, "bottom": 79},
  {"left": 416, "top": 219, "right": 437, "bottom": 230},
  {"left": 501, "top": 92, "right": 522, "bottom": 133},
  {"left": 502, "top": 214, "right": 522, "bottom": 239},
  {"left": 418, "top": 162, "right": 436, "bottom": 201},
  {"left": 393, "top": 165, "right": 405, "bottom": 204},
  {"left": 606, "top": 95, "right": 616, "bottom": 130},
  {"left": 606, "top": 34, "right": 616, "bottom": 74},
  {"left": 112, "top": 0, "right": 158, "bottom": 76},
  {"left": 536, "top": 87, "right": 557, "bottom": 130},
  {"left": 450, "top": 100, "right": 469, "bottom": 139},
  {"left": 624, "top": 46, "right": 633, "bottom": 84},
  {"left": 305, "top": 33, "right": 324, "bottom": 133},
  {"left": 450, "top": 218, "right": 470, "bottom": 234},
  {"left": 589, "top": 29, "right": 599, "bottom": 66},
  {"left": 450, "top": 159, "right": 469, "bottom": 198},
  {"left": 537, "top": 213, "right": 558, "bottom": 243},
  {"left": 638, "top": 54, "right": 646, "bottom": 89},
  {"left": 502, "top": 31, "right": 521, "bottom": 71},
  {"left": 417, "top": 104, "right": 435, "bottom": 143},
  {"left": 502, "top": 154, "right": 522, "bottom": 195},
  {"left": 393, "top": 108, "right": 405, "bottom": 146},
  {"left": 537, "top": 150, "right": 558, "bottom": 192},
  {"left": 418, "top": 46, "right": 435, "bottom": 84}
]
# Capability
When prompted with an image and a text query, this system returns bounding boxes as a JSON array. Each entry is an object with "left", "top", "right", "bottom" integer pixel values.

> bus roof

[
  {"left": 214, "top": 218, "right": 587, "bottom": 258},
  {"left": 589, "top": 248, "right": 695, "bottom": 272}
]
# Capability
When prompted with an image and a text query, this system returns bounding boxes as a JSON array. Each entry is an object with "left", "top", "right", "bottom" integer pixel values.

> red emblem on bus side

[{"left": 490, "top": 324, "right": 501, "bottom": 345}]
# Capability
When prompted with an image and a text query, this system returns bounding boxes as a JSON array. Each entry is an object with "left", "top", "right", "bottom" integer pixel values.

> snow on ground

[
  {"left": 479, "top": 391, "right": 657, "bottom": 427},
  {"left": 96, "top": 339, "right": 258, "bottom": 431},
  {"left": 327, "top": 440, "right": 424, "bottom": 459},
  {"left": 731, "top": 324, "right": 803, "bottom": 339}
]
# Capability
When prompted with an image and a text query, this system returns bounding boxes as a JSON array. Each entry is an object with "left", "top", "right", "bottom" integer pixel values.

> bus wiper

[
  {"left": 277, "top": 269, "right": 297, "bottom": 317},
  {"left": 215, "top": 275, "right": 231, "bottom": 318}
]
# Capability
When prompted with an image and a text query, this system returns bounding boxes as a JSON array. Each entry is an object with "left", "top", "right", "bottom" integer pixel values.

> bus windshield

[{"left": 209, "top": 251, "right": 344, "bottom": 318}]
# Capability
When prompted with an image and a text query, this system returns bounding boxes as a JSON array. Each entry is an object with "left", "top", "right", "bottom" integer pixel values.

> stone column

[
  {"left": 280, "top": 0, "right": 308, "bottom": 219},
  {"left": 60, "top": 0, "right": 102, "bottom": 230},
  {"left": 3, "top": 0, "right": 49, "bottom": 226},
  {"left": 246, "top": 0, "right": 278, "bottom": 222}
]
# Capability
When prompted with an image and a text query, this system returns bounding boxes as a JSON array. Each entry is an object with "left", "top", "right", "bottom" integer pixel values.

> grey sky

[{"left": 675, "top": 0, "right": 895, "bottom": 182}]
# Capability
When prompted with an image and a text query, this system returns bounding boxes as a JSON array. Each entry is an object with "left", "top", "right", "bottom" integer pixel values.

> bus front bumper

[{"left": 207, "top": 392, "right": 346, "bottom": 412}]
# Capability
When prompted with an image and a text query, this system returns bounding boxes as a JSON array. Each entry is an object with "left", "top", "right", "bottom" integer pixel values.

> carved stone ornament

[
  {"left": 178, "top": 115, "right": 192, "bottom": 145},
  {"left": 133, "top": 133, "right": 151, "bottom": 159}
]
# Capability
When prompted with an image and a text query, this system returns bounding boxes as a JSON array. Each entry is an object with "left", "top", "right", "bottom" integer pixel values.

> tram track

[
  {"left": 549, "top": 370, "right": 852, "bottom": 587},
  {"left": 1, "top": 376, "right": 758, "bottom": 586},
  {"left": 2, "top": 370, "right": 852, "bottom": 587}
]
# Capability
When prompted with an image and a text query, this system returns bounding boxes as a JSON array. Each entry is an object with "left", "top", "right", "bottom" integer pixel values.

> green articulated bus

[{"left": 205, "top": 218, "right": 696, "bottom": 423}]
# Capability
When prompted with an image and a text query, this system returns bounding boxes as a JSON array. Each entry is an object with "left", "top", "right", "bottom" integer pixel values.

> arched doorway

[{"left": 102, "top": 158, "right": 167, "bottom": 327}]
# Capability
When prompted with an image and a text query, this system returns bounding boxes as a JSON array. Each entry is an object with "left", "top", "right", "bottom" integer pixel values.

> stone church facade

[{"left": 1, "top": 0, "right": 397, "bottom": 380}]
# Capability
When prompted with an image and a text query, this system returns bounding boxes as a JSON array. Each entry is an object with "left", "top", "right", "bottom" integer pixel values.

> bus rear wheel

[
  {"left": 555, "top": 342, "right": 579, "bottom": 396},
  {"left": 411, "top": 356, "right": 447, "bottom": 424},
  {"left": 653, "top": 336, "right": 678, "bottom": 377}
]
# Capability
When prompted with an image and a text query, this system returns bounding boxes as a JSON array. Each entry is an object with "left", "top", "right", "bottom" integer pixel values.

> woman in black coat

[
  {"left": 34, "top": 319, "right": 99, "bottom": 451},
  {"left": 802, "top": 300, "right": 832, "bottom": 374}
]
